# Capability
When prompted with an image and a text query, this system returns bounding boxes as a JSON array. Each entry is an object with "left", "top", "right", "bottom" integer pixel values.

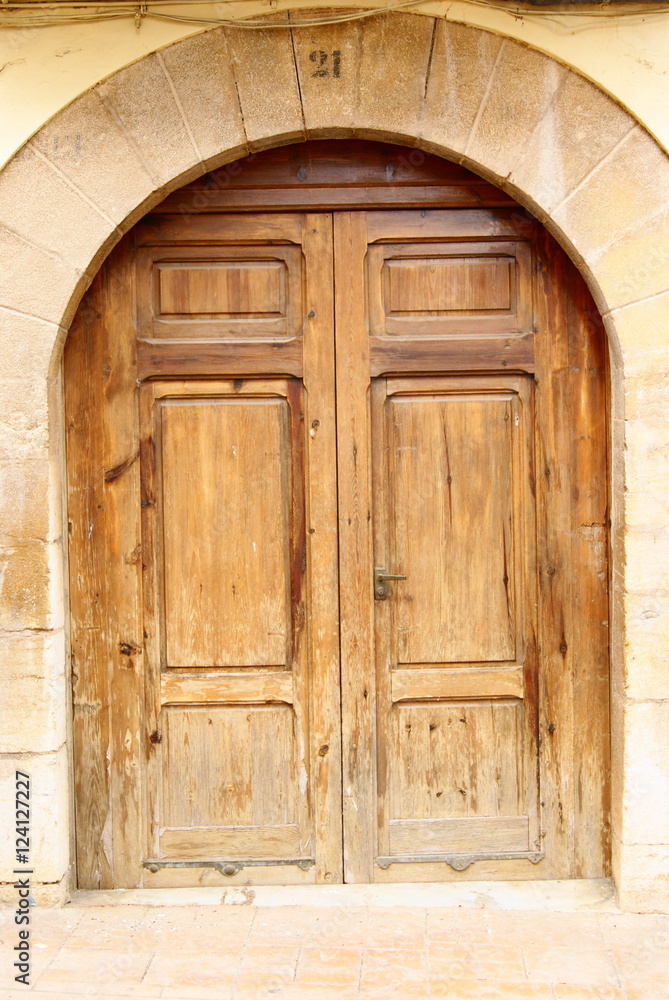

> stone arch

[{"left": 2, "top": 13, "right": 668, "bottom": 910}]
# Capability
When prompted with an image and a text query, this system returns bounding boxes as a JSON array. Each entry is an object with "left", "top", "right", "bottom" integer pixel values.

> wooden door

[
  {"left": 66, "top": 212, "right": 343, "bottom": 888},
  {"left": 334, "top": 209, "right": 609, "bottom": 883},
  {"left": 66, "top": 144, "right": 610, "bottom": 889}
]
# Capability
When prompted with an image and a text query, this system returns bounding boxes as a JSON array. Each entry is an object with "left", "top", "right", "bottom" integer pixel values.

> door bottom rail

[
  {"left": 143, "top": 858, "right": 316, "bottom": 878},
  {"left": 376, "top": 851, "right": 545, "bottom": 872}
]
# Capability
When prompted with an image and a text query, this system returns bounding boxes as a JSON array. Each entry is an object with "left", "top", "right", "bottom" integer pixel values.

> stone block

[
  {"left": 466, "top": 39, "right": 564, "bottom": 181},
  {"left": 616, "top": 842, "right": 669, "bottom": 913},
  {"left": 225, "top": 21, "right": 305, "bottom": 149},
  {"left": 0, "top": 630, "right": 66, "bottom": 753},
  {"left": 30, "top": 88, "right": 156, "bottom": 233},
  {"left": 0, "top": 459, "right": 54, "bottom": 543},
  {"left": 624, "top": 369, "right": 669, "bottom": 423},
  {"left": 293, "top": 20, "right": 361, "bottom": 136},
  {"left": 0, "top": 145, "right": 117, "bottom": 274},
  {"left": 97, "top": 52, "right": 202, "bottom": 190},
  {"left": 0, "top": 226, "right": 84, "bottom": 328},
  {"left": 552, "top": 128, "right": 669, "bottom": 264},
  {"left": 0, "top": 746, "right": 70, "bottom": 886},
  {"left": 624, "top": 548, "right": 669, "bottom": 615},
  {"left": 623, "top": 419, "right": 669, "bottom": 512},
  {"left": 158, "top": 28, "right": 248, "bottom": 169},
  {"left": 622, "top": 701, "right": 669, "bottom": 846},
  {"left": 609, "top": 292, "right": 669, "bottom": 375},
  {"left": 422, "top": 20, "right": 503, "bottom": 158},
  {"left": 352, "top": 13, "right": 435, "bottom": 142},
  {"left": 592, "top": 209, "right": 669, "bottom": 312},
  {"left": 623, "top": 592, "right": 669, "bottom": 701},
  {"left": 0, "top": 307, "right": 62, "bottom": 387},
  {"left": 0, "top": 539, "right": 63, "bottom": 631},
  {"left": 0, "top": 386, "right": 50, "bottom": 470},
  {"left": 509, "top": 70, "right": 633, "bottom": 218}
]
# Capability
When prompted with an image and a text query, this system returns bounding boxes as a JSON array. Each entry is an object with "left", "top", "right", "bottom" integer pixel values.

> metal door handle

[{"left": 374, "top": 566, "right": 407, "bottom": 600}]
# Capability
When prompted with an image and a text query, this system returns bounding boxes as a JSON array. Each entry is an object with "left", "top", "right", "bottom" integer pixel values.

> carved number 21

[{"left": 310, "top": 50, "right": 341, "bottom": 78}]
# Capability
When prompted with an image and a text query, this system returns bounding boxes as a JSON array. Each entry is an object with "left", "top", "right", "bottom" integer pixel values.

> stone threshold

[{"left": 69, "top": 878, "right": 619, "bottom": 912}]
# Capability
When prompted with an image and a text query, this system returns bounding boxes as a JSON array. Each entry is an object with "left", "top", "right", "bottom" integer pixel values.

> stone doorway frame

[{"left": 1, "top": 12, "right": 668, "bottom": 911}]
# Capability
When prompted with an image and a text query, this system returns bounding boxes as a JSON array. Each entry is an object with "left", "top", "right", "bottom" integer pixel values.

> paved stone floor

[{"left": 1, "top": 887, "right": 669, "bottom": 999}]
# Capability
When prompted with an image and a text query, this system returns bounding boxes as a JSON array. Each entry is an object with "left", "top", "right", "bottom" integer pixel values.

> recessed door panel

[
  {"left": 382, "top": 384, "right": 521, "bottom": 664},
  {"left": 159, "top": 394, "right": 291, "bottom": 668}
]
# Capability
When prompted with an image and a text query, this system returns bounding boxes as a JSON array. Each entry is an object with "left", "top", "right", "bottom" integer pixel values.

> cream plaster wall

[
  {"left": 0, "top": 1, "right": 669, "bottom": 169},
  {"left": 0, "top": 12, "right": 668, "bottom": 912}
]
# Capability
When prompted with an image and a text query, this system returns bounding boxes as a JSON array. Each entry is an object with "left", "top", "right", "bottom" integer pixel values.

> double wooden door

[{"left": 66, "top": 193, "right": 610, "bottom": 889}]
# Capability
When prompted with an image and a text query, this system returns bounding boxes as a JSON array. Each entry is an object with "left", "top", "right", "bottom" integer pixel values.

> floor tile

[
  {"left": 523, "top": 944, "right": 620, "bottom": 987},
  {"left": 359, "top": 946, "right": 428, "bottom": 995},
  {"left": 294, "top": 946, "right": 362, "bottom": 986},
  {"left": 143, "top": 951, "right": 239, "bottom": 987},
  {"left": 238, "top": 945, "right": 299, "bottom": 977},
  {"left": 430, "top": 980, "right": 555, "bottom": 999},
  {"left": 33, "top": 946, "right": 154, "bottom": 987},
  {"left": 428, "top": 941, "right": 527, "bottom": 981},
  {"left": 553, "top": 986, "right": 625, "bottom": 999}
]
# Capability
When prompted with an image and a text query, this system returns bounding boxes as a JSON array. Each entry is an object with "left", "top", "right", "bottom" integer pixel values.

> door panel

[
  {"left": 157, "top": 390, "right": 294, "bottom": 668},
  {"left": 371, "top": 374, "right": 539, "bottom": 869},
  {"left": 140, "top": 379, "right": 312, "bottom": 869}
]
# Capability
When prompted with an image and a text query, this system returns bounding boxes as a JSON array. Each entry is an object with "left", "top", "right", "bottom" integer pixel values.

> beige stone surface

[
  {"left": 0, "top": 630, "right": 66, "bottom": 753},
  {"left": 612, "top": 289, "right": 669, "bottom": 353},
  {"left": 158, "top": 28, "right": 248, "bottom": 168},
  {"left": 623, "top": 593, "right": 669, "bottom": 701},
  {"left": 293, "top": 20, "right": 361, "bottom": 136},
  {"left": 225, "top": 22, "right": 305, "bottom": 149},
  {"left": 616, "top": 842, "right": 669, "bottom": 913},
  {"left": 352, "top": 14, "right": 434, "bottom": 142},
  {"left": 0, "top": 539, "right": 62, "bottom": 631},
  {"left": 0, "top": 145, "right": 118, "bottom": 273},
  {"left": 422, "top": 20, "right": 503, "bottom": 157},
  {"left": 625, "top": 532, "right": 669, "bottom": 600},
  {"left": 592, "top": 209, "right": 669, "bottom": 312},
  {"left": 30, "top": 88, "right": 156, "bottom": 232},
  {"left": 0, "top": 745, "right": 70, "bottom": 886},
  {"left": 552, "top": 127, "right": 669, "bottom": 265},
  {"left": 0, "top": 227, "right": 84, "bottom": 328},
  {"left": 96, "top": 52, "right": 201, "bottom": 189},
  {"left": 466, "top": 40, "right": 565, "bottom": 181},
  {"left": 0, "top": 459, "right": 53, "bottom": 542},
  {"left": 622, "top": 701, "right": 669, "bottom": 846},
  {"left": 509, "top": 70, "right": 633, "bottom": 218},
  {"left": 624, "top": 368, "right": 669, "bottom": 424},
  {"left": 0, "top": 307, "right": 62, "bottom": 387}
]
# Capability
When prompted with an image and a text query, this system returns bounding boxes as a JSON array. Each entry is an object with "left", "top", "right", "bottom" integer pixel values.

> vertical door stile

[
  {"left": 370, "top": 377, "right": 392, "bottom": 867},
  {"left": 534, "top": 229, "right": 577, "bottom": 877},
  {"left": 301, "top": 213, "right": 343, "bottom": 882},
  {"left": 101, "top": 236, "right": 145, "bottom": 887},
  {"left": 334, "top": 212, "right": 377, "bottom": 883},
  {"left": 139, "top": 378, "right": 160, "bottom": 864}
]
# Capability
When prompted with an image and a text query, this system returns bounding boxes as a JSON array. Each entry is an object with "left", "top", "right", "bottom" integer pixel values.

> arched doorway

[{"left": 65, "top": 141, "right": 610, "bottom": 890}]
